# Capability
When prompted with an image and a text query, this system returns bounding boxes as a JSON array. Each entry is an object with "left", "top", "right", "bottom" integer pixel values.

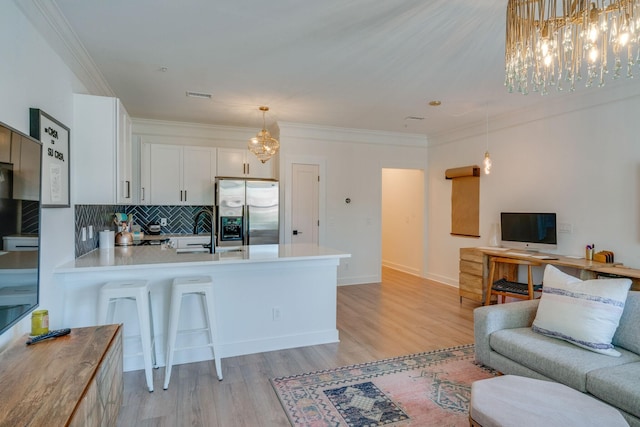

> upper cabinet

[
  {"left": 141, "top": 142, "right": 216, "bottom": 205},
  {"left": 74, "top": 94, "right": 132, "bottom": 204},
  {"left": 10, "top": 132, "right": 41, "bottom": 201},
  {"left": 0, "top": 126, "right": 11, "bottom": 164},
  {"left": 217, "top": 147, "right": 275, "bottom": 179}
]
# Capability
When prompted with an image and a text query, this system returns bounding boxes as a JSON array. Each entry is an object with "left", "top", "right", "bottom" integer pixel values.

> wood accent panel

[
  {"left": 0, "top": 325, "right": 122, "bottom": 427},
  {"left": 450, "top": 176, "right": 480, "bottom": 237}
]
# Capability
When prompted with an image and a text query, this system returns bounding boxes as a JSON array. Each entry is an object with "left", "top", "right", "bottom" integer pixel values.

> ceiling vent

[{"left": 185, "top": 91, "right": 212, "bottom": 99}]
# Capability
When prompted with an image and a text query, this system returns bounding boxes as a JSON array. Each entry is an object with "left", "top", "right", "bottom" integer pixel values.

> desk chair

[{"left": 485, "top": 256, "right": 542, "bottom": 305}]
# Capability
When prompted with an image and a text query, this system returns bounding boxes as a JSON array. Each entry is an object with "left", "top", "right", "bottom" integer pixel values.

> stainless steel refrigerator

[{"left": 215, "top": 178, "right": 279, "bottom": 248}]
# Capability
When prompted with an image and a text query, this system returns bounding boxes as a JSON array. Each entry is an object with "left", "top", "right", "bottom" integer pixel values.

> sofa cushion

[
  {"left": 587, "top": 362, "right": 640, "bottom": 419},
  {"left": 612, "top": 291, "right": 640, "bottom": 354},
  {"left": 532, "top": 265, "right": 631, "bottom": 356},
  {"left": 490, "top": 327, "right": 640, "bottom": 391}
]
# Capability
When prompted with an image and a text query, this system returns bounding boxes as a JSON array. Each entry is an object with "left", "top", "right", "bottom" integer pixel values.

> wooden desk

[
  {"left": 459, "top": 247, "right": 640, "bottom": 303},
  {"left": 0, "top": 324, "right": 122, "bottom": 426}
]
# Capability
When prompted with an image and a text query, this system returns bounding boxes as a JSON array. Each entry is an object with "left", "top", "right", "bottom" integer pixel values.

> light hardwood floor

[{"left": 117, "top": 267, "right": 481, "bottom": 426}]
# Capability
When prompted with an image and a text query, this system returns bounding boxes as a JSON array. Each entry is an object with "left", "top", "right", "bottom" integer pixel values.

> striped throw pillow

[{"left": 532, "top": 265, "right": 631, "bottom": 357}]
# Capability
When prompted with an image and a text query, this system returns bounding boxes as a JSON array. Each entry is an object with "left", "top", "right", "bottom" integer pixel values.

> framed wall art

[{"left": 29, "top": 108, "right": 70, "bottom": 207}]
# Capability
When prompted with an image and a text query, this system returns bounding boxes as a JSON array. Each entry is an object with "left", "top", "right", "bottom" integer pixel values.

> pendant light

[
  {"left": 483, "top": 109, "right": 492, "bottom": 175},
  {"left": 248, "top": 106, "right": 279, "bottom": 164}
]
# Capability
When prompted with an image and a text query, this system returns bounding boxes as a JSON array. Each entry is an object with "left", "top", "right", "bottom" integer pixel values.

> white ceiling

[{"left": 20, "top": 0, "right": 640, "bottom": 139}]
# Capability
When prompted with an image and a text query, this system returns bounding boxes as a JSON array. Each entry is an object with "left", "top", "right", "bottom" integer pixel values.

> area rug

[{"left": 270, "top": 344, "right": 495, "bottom": 427}]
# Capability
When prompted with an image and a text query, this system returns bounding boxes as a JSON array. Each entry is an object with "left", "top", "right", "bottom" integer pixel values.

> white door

[{"left": 291, "top": 163, "right": 319, "bottom": 245}]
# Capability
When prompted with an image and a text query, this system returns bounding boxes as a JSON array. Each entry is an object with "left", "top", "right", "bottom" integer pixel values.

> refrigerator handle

[{"left": 244, "top": 205, "right": 249, "bottom": 245}]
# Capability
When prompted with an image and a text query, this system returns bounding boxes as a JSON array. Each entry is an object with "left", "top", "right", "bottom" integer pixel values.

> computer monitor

[{"left": 500, "top": 212, "right": 557, "bottom": 252}]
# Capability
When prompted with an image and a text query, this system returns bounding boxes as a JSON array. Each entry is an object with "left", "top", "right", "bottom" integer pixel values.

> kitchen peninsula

[{"left": 55, "top": 244, "right": 349, "bottom": 372}]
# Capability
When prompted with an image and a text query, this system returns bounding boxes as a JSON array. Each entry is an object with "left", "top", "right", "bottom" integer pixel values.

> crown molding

[
  {"left": 278, "top": 121, "right": 428, "bottom": 148},
  {"left": 428, "top": 80, "right": 640, "bottom": 146},
  {"left": 132, "top": 118, "right": 255, "bottom": 141},
  {"left": 132, "top": 118, "right": 427, "bottom": 148},
  {"left": 15, "top": 0, "right": 114, "bottom": 96}
]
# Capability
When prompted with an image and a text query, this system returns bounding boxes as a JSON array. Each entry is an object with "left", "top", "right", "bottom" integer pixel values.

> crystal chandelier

[
  {"left": 505, "top": 0, "right": 640, "bottom": 95},
  {"left": 248, "top": 106, "right": 279, "bottom": 163}
]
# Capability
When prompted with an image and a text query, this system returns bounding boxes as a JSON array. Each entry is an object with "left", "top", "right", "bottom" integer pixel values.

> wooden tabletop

[
  {"left": 477, "top": 247, "right": 640, "bottom": 282},
  {"left": 0, "top": 324, "right": 121, "bottom": 426}
]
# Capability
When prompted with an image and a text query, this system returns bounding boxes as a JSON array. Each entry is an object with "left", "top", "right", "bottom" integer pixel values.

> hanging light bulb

[
  {"left": 483, "top": 151, "right": 492, "bottom": 175},
  {"left": 483, "top": 108, "right": 492, "bottom": 175}
]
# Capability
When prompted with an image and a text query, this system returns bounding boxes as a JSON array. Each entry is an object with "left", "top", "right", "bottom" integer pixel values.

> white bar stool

[
  {"left": 98, "top": 279, "right": 157, "bottom": 392},
  {"left": 163, "top": 276, "right": 222, "bottom": 390}
]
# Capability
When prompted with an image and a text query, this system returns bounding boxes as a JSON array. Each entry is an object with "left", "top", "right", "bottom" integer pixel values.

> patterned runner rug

[{"left": 270, "top": 344, "right": 495, "bottom": 427}]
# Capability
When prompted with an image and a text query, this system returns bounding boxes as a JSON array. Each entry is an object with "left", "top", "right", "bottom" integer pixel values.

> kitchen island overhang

[{"left": 55, "top": 244, "right": 350, "bottom": 372}]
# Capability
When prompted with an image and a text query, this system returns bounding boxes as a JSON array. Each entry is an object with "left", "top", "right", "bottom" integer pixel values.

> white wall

[
  {"left": 0, "top": 2, "right": 82, "bottom": 347},
  {"left": 427, "top": 86, "right": 640, "bottom": 287},
  {"left": 382, "top": 168, "right": 424, "bottom": 276},
  {"left": 279, "top": 123, "right": 428, "bottom": 284}
]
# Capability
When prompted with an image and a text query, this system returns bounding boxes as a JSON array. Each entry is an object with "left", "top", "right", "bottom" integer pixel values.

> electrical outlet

[
  {"left": 272, "top": 307, "right": 281, "bottom": 321},
  {"left": 88, "top": 225, "right": 93, "bottom": 238},
  {"left": 558, "top": 222, "right": 573, "bottom": 233},
  {"left": 160, "top": 218, "right": 168, "bottom": 226},
  {"left": 81, "top": 227, "right": 87, "bottom": 241}
]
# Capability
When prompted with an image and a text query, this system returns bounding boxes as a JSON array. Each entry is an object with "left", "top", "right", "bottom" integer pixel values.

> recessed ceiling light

[
  {"left": 428, "top": 100, "right": 442, "bottom": 107},
  {"left": 159, "top": 66, "right": 168, "bottom": 72},
  {"left": 186, "top": 91, "right": 212, "bottom": 99}
]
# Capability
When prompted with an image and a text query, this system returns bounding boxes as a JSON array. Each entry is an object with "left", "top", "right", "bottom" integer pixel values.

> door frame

[
  {"left": 282, "top": 154, "right": 326, "bottom": 245},
  {"left": 379, "top": 161, "right": 428, "bottom": 279}
]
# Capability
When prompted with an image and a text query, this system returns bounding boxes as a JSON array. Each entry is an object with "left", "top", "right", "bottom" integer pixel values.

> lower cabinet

[
  {"left": 0, "top": 324, "right": 123, "bottom": 426},
  {"left": 459, "top": 248, "right": 486, "bottom": 303}
]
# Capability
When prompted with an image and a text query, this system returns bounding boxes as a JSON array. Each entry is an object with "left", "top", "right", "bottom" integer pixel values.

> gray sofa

[{"left": 474, "top": 291, "right": 640, "bottom": 427}]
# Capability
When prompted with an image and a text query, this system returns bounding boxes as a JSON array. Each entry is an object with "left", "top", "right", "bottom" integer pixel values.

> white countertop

[
  {"left": 56, "top": 244, "right": 350, "bottom": 273},
  {"left": 0, "top": 251, "right": 38, "bottom": 272}
]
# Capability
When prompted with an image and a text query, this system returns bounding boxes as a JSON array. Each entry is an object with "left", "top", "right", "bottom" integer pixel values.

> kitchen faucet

[{"left": 193, "top": 208, "right": 214, "bottom": 253}]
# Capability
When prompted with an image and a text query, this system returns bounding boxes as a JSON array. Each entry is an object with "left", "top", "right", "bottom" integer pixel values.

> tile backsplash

[
  {"left": 21, "top": 200, "right": 40, "bottom": 234},
  {"left": 75, "top": 204, "right": 213, "bottom": 257}
]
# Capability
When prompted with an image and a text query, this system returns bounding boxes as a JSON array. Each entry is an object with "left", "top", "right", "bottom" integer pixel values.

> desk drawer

[
  {"left": 460, "top": 248, "right": 483, "bottom": 263},
  {"left": 460, "top": 259, "right": 483, "bottom": 276}
]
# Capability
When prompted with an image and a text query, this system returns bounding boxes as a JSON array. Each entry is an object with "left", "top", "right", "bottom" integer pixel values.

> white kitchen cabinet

[
  {"left": 176, "top": 234, "right": 211, "bottom": 249},
  {"left": 74, "top": 94, "right": 132, "bottom": 204},
  {"left": 0, "top": 126, "right": 11, "bottom": 163},
  {"left": 139, "top": 142, "right": 151, "bottom": 205},
  {"left": 3, "top": 235, "right": 38, "bottom": 251},
  {"left": 118, "top": 102, "right": 133, "bottom": 202},
  {"left": 10, "top": 132, "right": 41, "bottom": 201},
  {"left": 147, "top": 144, "right": 216, "bottom": 205},
  {"left": 216, "top": 147, "right": 275, "bottom": 179}
]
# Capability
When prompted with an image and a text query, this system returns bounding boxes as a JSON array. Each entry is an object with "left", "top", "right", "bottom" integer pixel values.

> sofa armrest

[{"left": 474, "top": 300, "right": 540, "bottom": 366}]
